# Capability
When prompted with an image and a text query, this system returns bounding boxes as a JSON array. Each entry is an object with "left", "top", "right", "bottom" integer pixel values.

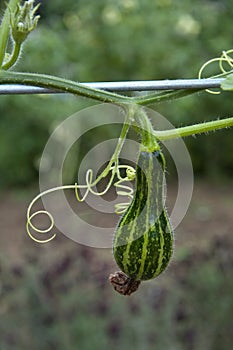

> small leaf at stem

[{"left": 221, "top": 74, "right": 233, "bottom": 91}]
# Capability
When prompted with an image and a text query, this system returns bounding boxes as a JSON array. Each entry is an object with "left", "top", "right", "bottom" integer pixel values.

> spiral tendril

[
  {"left": 74, "top": 165, "right": 117, "bottom": 202},
  {"left": 26, "top": 163, "right": 135, "bottom": 243},
  {"left": 26, "top": 210, "right": 55, "bottom": 243},
  {"left": 26, "top": 184, "right": 78, "bottom": 243},
  {"left": 198, "top": 49, "right": 233, "bottom": 94},
  {"left": 114, "top": 165, "right": 135, "bottom": 214},
  {"left": 26, "top": 103, "right": 138, "bottom": 243}
]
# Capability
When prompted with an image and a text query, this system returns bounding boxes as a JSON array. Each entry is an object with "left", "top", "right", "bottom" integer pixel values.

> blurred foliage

[
  {"left": 0, "top": 0, "right": 233, "bottom": 188},
  {"left": 0, "top": 228, "right": 232, "bottom": 350}
]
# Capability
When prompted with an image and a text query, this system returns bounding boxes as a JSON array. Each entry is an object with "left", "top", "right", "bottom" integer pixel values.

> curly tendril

[
  {"left": 74, "top": 166, "right": 117, "bottom": 202},
  {"left": 198, "top": 49, "right": 233, "bottom": 94},
  {"left": 26, "top": 104, "right": 138, "bottom": 243},
  {"left": 74, "top": 164, "right": 135, "bottom": 215},
  {"left": 26, "top": 163, "right": 136, "bottom": 243},
  {"left": 26, "top": 210, "right": 55, "bottom": 244},
  {"left": 26, "top": 184, "right": 78, "bottom": 243},
  {"left": 114, "top": 179, "right": 135, "bottom": 214},
  {"left": 114, "top": 165, "right": 135, "bottom": 215}
]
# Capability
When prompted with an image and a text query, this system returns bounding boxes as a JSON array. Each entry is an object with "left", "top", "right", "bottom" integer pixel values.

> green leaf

[{"left": 221, "top": 74, "right": 233, "bottom": 91}]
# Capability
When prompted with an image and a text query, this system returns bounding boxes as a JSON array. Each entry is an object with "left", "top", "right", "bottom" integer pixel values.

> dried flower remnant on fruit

[{"left": 109, "top": 271, "right": 141, "bottom": 295}]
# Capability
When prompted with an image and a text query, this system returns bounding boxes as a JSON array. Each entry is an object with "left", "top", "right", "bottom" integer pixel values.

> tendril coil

[
  {"left": 26, "top": 164, "right": 135, "bottom": 243},
  {"left": 198, "top": 49, "right": 233, "bottom": 94},
  {"left": 114, "top": 165, "right": 135, "bottom": 215}
]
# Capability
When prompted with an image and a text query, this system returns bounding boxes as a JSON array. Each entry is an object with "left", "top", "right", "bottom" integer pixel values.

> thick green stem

[
  {"left": 154, "top": 117, "right": 233, "bottom": 140},
  {"left": 3, "top": 70, "right": 233, "bottom": 106},
  {"left": 0, "top": 0, "right": 19, "bottom": 67},
  {"left": 0, "top": 70, "right": 129, "bottom": 103},
  {"left": 0, "top": 70, "right": 202, "bottom": 105},
  {"left": 0, "top": 71, "right": 232, "bottom": 140},
  {"left": 133, "top": 107, "right": 160, "bottom": 151}
]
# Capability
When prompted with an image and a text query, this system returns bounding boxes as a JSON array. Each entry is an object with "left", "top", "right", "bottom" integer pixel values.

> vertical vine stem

[
  {"left": 88, "top": 103, "right": 136, "bottom": 182},
  {"left": 133, "top": 107, "right": 160, "bottom": 151},
  {"left": 2, "top": 41, "right": 21, "bottom": 70},
  {"left": 0, "top": 0, "right": 19, "bottom": 67}
]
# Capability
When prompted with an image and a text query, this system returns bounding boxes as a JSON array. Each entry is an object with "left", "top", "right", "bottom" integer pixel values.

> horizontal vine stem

[
  {"left": 154, "top": 117, "right": 233, "bottom": 140},
  {"left": 0, "top": 71, "right": 232, "bottom": 140},
  {"left": 0, "top": 70, "right": 202, "bottom": 105},
  {"left": 0, "top": 70, "right": 129, "bottom": 103},
  {"left": 133, "top": 88, "right": 201, "bottom": 105}
]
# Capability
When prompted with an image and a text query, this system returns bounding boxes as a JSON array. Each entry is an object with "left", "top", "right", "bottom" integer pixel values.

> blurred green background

[{"left": 0, "top": 0, "right": 232, "bottom": 349}]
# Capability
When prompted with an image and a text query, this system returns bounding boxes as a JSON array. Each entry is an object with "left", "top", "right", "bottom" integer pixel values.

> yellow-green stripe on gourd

[{"left": 113, "top": 149, "right": 174, "bottom": 282}]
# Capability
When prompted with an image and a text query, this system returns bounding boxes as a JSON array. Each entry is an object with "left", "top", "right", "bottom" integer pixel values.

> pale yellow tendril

[
  {"left": 26, "top": 103, "right": 138, "bottom": 243},
  {"left": 114, "top": 165, "right": 136, "bottom": 214},
  {"left": 198, "top": 49, "right": 233, "bottom": 94},
  {"left": 26, "top": 184, "right": 78, "bottom": 243},
  {"left": 26, "top": 164, "right": 135, "bottom": 243}
]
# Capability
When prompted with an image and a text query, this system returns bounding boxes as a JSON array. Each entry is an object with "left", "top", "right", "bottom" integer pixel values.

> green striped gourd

[{"left": 110, "top": 149, "right": 174, "bottom": 295}]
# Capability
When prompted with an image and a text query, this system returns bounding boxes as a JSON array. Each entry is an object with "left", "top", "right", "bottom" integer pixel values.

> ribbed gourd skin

[{"left": 113, "top": 150, "right": 174, "bottom": 281}]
